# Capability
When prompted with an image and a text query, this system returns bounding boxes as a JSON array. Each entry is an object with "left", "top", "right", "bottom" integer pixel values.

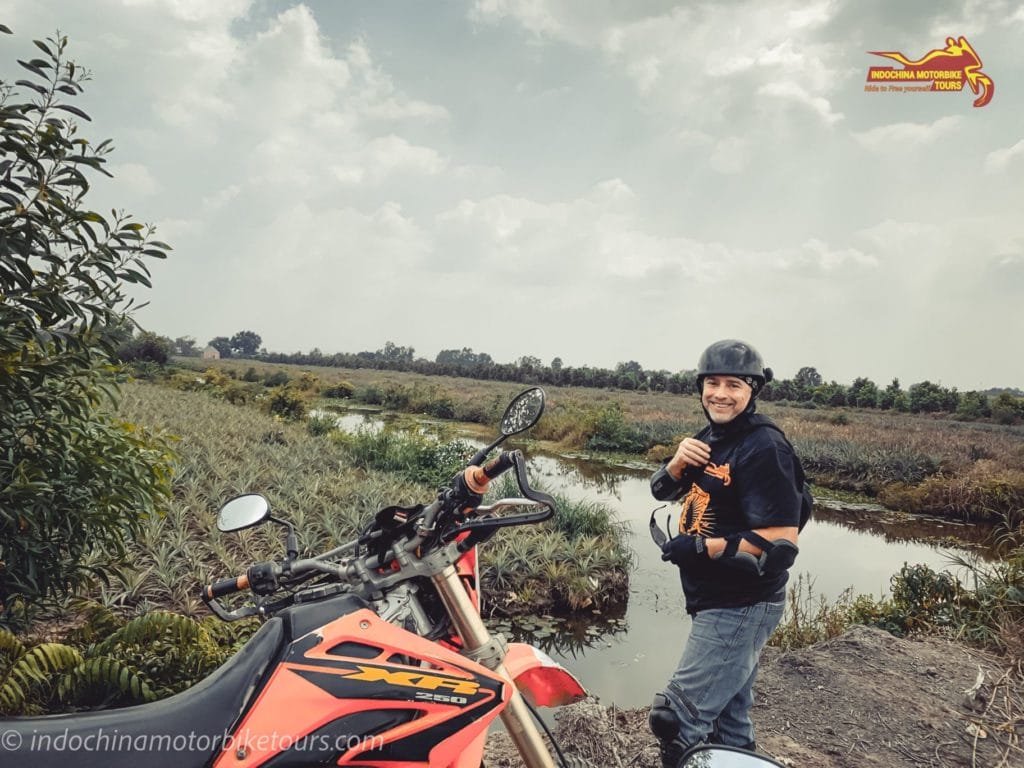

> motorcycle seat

[{"left": 2, "top": 616, "right": 284, "bottom": 768}]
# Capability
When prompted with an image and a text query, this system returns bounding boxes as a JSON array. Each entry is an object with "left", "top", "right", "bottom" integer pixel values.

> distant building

[{"left": 202, "top": 345, "right": 220, "bottom": 360}]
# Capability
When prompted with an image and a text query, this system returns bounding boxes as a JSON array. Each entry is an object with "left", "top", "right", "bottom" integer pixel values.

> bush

[
  {"left": 322, "top": 381, "right": 355, "bottom": 399},
  {"left": 263, "top": 370, "right": 290, "bottom": 387},
  {"left": 333, "top": 428, "right": 473, "bottom": 487},
  {"left": 878, "top": 462, "right": 1024, "bottom": 524},
  {"left": 1, "top": 31, "right": 174, "bottom": 612},
  {"left": 116, "top": 331, "right": 173, "bottom": 365},
  {"left": 262, "top": 387, "right": 307, "bottom": 421}
]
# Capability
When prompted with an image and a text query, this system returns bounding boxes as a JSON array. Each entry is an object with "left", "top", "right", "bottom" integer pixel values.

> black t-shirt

[{"left": 650, "top": 412, "right": 802, "bottom": 613}]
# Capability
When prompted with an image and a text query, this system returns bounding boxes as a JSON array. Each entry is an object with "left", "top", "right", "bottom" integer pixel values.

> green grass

[{"left": 98, "top": 382, "right": 630, "bottom": 619}]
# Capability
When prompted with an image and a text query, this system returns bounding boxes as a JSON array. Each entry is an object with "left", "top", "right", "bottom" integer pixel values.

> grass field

[{"left": 171, "top": 357, "right": 1024, "bottom": 527}]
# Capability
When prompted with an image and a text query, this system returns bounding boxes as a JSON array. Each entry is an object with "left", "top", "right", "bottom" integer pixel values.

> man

[{"left": 648, "top": 339, "right": 803, "bottom": 767}]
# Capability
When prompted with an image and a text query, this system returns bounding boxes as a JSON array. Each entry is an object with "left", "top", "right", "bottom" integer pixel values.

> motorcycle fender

[{"left": 504, "top": 643, "right": 587, "bottom": 707}]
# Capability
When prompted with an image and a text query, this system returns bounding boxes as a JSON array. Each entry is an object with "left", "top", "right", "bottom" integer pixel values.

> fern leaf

[
  {"left": 95, "top": 610, "right": 203, "bottom": 654},
  {"left": 0, "top": 677, "right": 26, "bottom": 714},
  {"left": 59, "top": 656, "right": 156, "bottom": 706}
]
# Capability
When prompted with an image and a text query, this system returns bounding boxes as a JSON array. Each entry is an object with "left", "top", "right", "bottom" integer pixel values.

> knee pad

[{"left": 649, "top": 693, "right": 681, "bottom": 741}]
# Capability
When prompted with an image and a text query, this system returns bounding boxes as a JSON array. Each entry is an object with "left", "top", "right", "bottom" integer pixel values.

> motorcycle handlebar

[{"left": 203, "top": 574, "right": 249, "bottom": 600}]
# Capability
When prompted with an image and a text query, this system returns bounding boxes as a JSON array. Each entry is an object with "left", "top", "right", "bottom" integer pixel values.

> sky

[{"left": 2, "top": 1, "right": 1022, "bottom": 390}]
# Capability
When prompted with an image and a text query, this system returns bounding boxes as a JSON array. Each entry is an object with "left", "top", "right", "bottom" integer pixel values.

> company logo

[
  {"left": 340, "top": 665, "right": 481, "bottom": 696},
  {"left": 865, "top": 36, "right": 993, "bottom": 107}
]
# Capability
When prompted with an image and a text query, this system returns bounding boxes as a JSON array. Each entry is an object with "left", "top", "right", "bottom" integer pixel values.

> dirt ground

[{"left": 485, "top": 626, "right": 1023, "bottom": 767}]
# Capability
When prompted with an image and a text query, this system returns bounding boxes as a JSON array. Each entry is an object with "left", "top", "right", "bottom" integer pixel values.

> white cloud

[
  {"left": 709, "top": 137, "right": 748, "bottom": 174},
  {"left": 470, "top": 0, "right": 846, "bottom": 131},
  {"left": 853, "top": 116, "right": 962, "bottom": 151},
  {"left": 758, "top": 81, "right": 844, "bottom": 125},
  {"left": 985, "top": 139, "right": 1024, "bottom": 173},
  {"left": 107, "top": 163, "right": 160, "bottom": 197}
]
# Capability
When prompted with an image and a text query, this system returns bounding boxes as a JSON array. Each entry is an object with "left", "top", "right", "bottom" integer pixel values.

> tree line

[{"left": 134, "top": 333, "right": 1024, "bottom": 424}]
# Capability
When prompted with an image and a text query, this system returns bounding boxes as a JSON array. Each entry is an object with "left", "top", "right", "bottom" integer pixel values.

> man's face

[{"left": 702, "top": 375, "right": 753, "bottom": 424}]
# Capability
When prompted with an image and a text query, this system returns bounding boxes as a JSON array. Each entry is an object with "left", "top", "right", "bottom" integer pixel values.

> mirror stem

[
  {"left": 469, "top": 435, "right": 505, "bottom": 468},
  {"left": 269, "top": 516, "right": 299, "bottom": 563}
]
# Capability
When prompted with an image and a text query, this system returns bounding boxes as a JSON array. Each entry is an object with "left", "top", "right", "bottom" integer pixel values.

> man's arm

[{"left": 704, "top": 526, "right": 798, "bottom": 558}]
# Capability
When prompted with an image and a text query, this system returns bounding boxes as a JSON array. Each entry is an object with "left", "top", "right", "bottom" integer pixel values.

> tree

[
  {"left": 847, "top": 377, "right": 879, "bottom": 408},
  {"left": 955, "top": 391, "right": 991, "bottom": 421},
  {"left": 1, "top": 30, "right": 173, "bottom": 613},
  {"left": 229, "top": 329, "right": 262, "bottom": 357},
  {"left": 173, "top": 336, "right": 198, "bottom": 357},
  {"left": 876, "top": 378, "right": 902, "bottom": 410},
  {"left": 379, "top": 341, "right": 414, "bottom": 363},
  {"left": 208, "top": 336, "right": 233, "bottom": 358},
  {"left": 908, "top": 381, "right": 957, "bottom": 414},
  {"left": 116, "top": 330, "right": 173, "bottom": 364},
  {"left": 991, "top": 393, "right": 1023, "bottom": 425},
  {"left": 793, "top": 367, "right": 822, "bottom": 400}
]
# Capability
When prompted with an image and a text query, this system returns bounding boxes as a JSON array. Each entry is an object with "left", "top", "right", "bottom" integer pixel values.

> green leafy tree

[
  {"left": 115, "top": 330, "right": 172, "bottom": 365},
  {"left": 876, "top": 378, "right": 902, "bottom": 410},
  {"left": 908, "top": 381, "right": 958, "bottom": 414},
  {"left": 229, "top": 329, "right": 261, "bottom": 357},
  {"left": 207, "top": 336, "right": 232, "bottom": 358},
  {"left": 379, "top": 341, "right": 414, "bottom": 363},
  {"left": 172, "top": 336, "right": 198, "bottom": 357},
  {"left": 847, "top": 377, "right": 879, "bottom": 408},
  {"left": 955, "top": 391, "right": 991, "bottom": 421},
  {"left": 991, "top": 393, "right": 1023, "bottom": 425},
  {"left": 793, "top": 366, "right": 822, "bottom": 400},
  {"left": 0, "top": 30, "right": 174, "bottom": 614}
]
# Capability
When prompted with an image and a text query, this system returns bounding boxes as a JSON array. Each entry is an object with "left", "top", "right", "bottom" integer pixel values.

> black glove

[{"left": 660, "top": 534, "right": 707, "bottom": 567}]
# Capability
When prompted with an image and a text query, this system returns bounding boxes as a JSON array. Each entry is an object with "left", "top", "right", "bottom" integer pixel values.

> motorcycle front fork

[{"left": 432, "top": 566, "right": 557, "bottom": 768}]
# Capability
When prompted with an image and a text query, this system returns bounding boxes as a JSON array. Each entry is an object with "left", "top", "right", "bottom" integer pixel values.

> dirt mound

[{"left": 486, "top": 626, "right": 1023, "bottom": 767}]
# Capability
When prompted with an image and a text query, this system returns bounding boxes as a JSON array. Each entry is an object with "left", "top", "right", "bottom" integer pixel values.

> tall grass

[
  {"left": 771, "top": 537, "right": 1024, "bottom": 660},
  {"left": 102, "top": 382, "right": 630, "bottom": 618},
  {"left": 172, "top": 359, "right": 1024, "bottom": 522}
]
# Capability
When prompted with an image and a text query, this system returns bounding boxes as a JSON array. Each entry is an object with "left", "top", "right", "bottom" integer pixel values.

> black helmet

[{"left": 696, "top": 339, "right": 774, "bottom": 395}]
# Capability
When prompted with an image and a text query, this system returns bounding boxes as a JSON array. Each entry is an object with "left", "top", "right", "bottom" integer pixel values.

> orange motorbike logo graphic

[{"left": 866, "top": 36, "right": 994, "bottom": 107}]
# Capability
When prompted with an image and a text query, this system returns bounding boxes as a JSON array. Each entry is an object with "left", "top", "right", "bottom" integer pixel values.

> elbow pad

[{"left": 761, "top": 539, "right": 799, "bottom": 574}]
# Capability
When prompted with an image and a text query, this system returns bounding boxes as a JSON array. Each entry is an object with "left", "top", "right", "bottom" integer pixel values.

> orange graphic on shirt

[
  {"left": 679, "top": 484, "right": 716, "bottom": 536},
  {"left": 704, "top": 462, "right": 731, "bottom": 486}
]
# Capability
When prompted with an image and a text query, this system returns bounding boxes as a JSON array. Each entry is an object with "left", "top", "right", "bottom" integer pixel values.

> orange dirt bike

[{"left": 5, "top": 388, "right": 595, "bottom": 768}]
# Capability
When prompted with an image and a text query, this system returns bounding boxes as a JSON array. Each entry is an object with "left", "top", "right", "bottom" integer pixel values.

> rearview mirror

[
  {"left": 217, "top": 494, "right": 271, "bottom": 533},
  {"left": 500, "top": 387, "right": 545, "bottom": 436}
]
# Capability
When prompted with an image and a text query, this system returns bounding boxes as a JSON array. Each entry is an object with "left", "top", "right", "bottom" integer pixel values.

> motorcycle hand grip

[
  {"left": 463, "top": 451, "right": 517, "bottom": 494},
  {"left": 483, "top": 450, "right": 516, "bottom": 479},
  {"left": 202, "top": 574, "right": 250, "bottom": 600}
]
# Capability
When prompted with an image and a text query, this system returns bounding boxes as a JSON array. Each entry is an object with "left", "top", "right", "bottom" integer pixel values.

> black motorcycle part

[
  {"left": 1, "top": 617, "right": 285, "bottom": 768},
  {"left": 258, "top": 710, "right": 418, "bottom": 768},
  {"left": 278, "top": 593, "right": 369, "bottom": 640}
]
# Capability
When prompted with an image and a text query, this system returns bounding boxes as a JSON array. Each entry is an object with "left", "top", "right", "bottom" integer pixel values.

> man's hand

[
  {"left": 666, "top": 437, "right": 711, "bottom": 480},
  {"left": 660, "top": 534, "right": 707, "bottom": 567}
]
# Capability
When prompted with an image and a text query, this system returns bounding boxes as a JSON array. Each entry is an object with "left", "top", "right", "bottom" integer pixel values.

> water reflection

[
  {"left": 317, "top": 405, "right": 1000, "bottom": 707},
  {"left": 812, "top": 504, "right": 997, "bottom": 557}
]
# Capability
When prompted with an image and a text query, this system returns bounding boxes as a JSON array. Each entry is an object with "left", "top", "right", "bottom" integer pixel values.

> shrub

[
  {"left": 333, "top": 427, "right": 472, "bottom": 488},
  {"left": 1, "top": 30, "right": 174, "bottom": 612},
  {"left": 262, "top": 387, "right": 307, "bottom": 421},
  {"left": 307, "top": 412, "right": 337, "bottom": 437},
  {"left": 263, "top": 370, "right": 290, "bottom": 387},
  {"left": 322, "top": 380, "right": 355, "bottom": 399},
  {"left": 878, "top": 462, "right": 1024, "bottom": 524}
]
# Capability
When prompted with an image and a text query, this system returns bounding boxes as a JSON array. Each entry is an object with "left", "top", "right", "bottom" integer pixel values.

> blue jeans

[{"left": 661, "top": 599, "right": 785, "bottom": 747}]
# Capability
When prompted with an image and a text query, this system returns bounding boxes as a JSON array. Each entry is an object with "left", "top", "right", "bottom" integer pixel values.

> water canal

[{"left": 319, "top": 408, "right": 996, "bottom": 708}]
